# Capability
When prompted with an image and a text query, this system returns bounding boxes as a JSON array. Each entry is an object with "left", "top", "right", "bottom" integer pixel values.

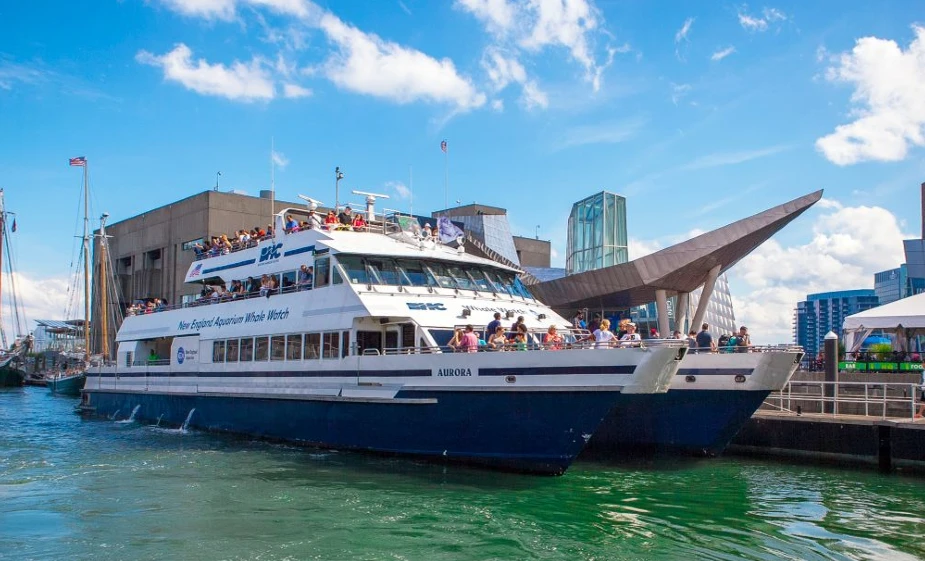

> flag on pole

[
  {"left": 440, "top": 140, "right": 447, "bottom": 153},
  {"left": 11, "top": 219, "right": 16, "bottom": 233},
  {"left": 437, "top": 215, "right": 464, "bottom": 244},
  {"left": 69, "top": 156, "right": 87, "bottom": 167}
]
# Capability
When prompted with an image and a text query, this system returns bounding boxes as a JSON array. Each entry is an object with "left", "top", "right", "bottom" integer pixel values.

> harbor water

[{"left": 2, "top": 387, "right": 923, "bottom": 561}]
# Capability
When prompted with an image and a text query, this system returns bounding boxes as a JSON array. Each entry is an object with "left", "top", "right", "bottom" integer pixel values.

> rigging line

[{"left": 3, "top": 222, "right": 23, "bottom": 340}]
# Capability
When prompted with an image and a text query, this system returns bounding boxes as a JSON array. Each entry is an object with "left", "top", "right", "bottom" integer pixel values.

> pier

[{"left": 729, "top": 375, "right": 925, "bottom": 473}]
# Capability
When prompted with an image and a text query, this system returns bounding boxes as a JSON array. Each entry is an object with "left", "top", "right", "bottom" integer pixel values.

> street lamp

[
  {"left": 335, "top": 166, "right": 344, "bottom": 212},
  {"left": 215, "top": 171, "right": 222, "bottom": 191}
]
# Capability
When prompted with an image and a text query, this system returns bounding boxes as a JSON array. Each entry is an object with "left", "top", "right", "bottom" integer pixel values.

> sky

[{"left": 1, "top": 0, "right": 925, "bottom": 343}]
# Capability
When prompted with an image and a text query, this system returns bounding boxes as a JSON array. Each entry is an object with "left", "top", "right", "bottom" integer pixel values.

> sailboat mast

[
  {"left": 0, "top": 189, "right": 6, "bottom": 350},
  {"left": 99, "top": 214, "right": 109, "bottom": 361},
  {"left": 83, "top": 163, "right": 90, "bottom": 363}
]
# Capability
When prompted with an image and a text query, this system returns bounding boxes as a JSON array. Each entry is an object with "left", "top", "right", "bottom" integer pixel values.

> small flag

[
  {"left": 69, "top": 157, "right": 87, "bottom": 167},
  {"left": 440, "top": 140, "right": 447, "bottom": 153},
  {"left": 11, "top": 219, "right": 16, "bottom": 233}
]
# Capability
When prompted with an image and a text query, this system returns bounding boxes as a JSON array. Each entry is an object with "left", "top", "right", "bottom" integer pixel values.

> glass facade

[
  {"left": 874, "top": 266, "right": 905, "bottom": 306},
  {"left": 793, "top": 289, "right": 879, "bottom": 359},
  {"left": 566, "top": 192, "right": 628, "bottom": 275},
  {"left": 442, "top": 209, "right": 520, "bottom": 265}
]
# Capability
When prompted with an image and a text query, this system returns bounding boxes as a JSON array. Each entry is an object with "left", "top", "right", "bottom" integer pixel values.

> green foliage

[{"left": 868, "top": 342, "right": 893, "bottom": 361}]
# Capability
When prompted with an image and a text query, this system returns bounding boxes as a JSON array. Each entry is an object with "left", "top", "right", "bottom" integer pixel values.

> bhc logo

[
  {"left": 177, "top": 347, "right": 185, "bottom": 364},
  {"left": 259, "top": 243, "right": 283, "bottom": 262}
]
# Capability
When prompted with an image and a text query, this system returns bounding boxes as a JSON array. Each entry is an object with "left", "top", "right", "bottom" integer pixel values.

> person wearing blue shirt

[
  {"left": 695, "top": 323, "right": 716, "bottom": 353},
  {"left": 485, "top": 312, "right": 502, "bottom": 341}
]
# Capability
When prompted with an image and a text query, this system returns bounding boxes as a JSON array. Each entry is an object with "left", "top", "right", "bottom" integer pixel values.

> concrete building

[
  {"left": 512, "top": 236, "right": 551, "bottom": 268},
  {"left": 98, "top": 190, "right": 304, "bottom": 310},
  {"left": 794, "top": 289, "right": 879, "bottom": 359},
  {"left": 434, "top": 204, "right": 521, "bottom": 265}
]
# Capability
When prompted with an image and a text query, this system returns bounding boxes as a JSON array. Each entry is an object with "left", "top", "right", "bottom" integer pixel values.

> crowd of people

[
  {"left": 192, "top": 265, "right": 315, "bottom": 304},
  {"left": 126, "top": 298, "right": 169, "bottom": 316}
]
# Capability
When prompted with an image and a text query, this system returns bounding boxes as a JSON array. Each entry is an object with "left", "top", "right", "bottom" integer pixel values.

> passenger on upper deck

[
  {"left": 338, "top": 207, "right": 354, "bottom": 229},
  {"left": 324, "top": 211, "right": 338, "bottom": 230},
  {"left": 352, "top": 213, "right": 366, "bottom": 231},
  {"left": 488, "top": 326, "right": 507, "bottom": 351},
  {"left": 285, "top": 215, "right": 299, "bottom": 234},
  {"left": 423, "top": 223, "right": 433, "bottom": 239},
  {"left": 307, "top": 209, "right": 322, "bottom": 230},
  {"left": 544, "top": 325, "right": 563, "bottom": 350}
]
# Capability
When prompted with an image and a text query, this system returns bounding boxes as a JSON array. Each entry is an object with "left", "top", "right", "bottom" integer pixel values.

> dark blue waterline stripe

[
  {"left": 283, "top": 245, "right": 315, "bottom": 257},
  {"left": 479, "top": 366, "right": 635, "bottom": 376},
  {"left": 203, "top": 258, "right": 257, "bottom": 275},
  {"left": 677, "top": 368, "right": 753, "bottom": 376},
  {"left": 97, "top": 369, "right": 432, "bottom": 379}
]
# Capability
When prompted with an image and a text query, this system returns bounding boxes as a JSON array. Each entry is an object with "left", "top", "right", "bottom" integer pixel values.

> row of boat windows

[
  {"left": 336, "top": 255, "right": 534, "bottom": 298},
  {"left": 211, "top": 331, "right": 350, "bottom": 363}
]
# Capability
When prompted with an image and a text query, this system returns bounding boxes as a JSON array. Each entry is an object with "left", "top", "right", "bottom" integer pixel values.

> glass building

[
  {"left": 566, "top": 192, "right": 628, "bottom": 275},
  {"left": 794, "top": 289, "right": 879, "bottom": 359}
]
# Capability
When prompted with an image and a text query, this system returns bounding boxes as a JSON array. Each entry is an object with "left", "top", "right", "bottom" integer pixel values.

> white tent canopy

[{"left": 843, "top": 292, "right": 925, "bottom": 353}]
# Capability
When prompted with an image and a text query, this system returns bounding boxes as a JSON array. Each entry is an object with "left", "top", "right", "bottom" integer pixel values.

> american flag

[
  {"left": 440, "top": 140, "right": 447, "bottom": 153},
  {"left": 69, "top": 156, "right": 87, "bottom": 167},
  {"left": 11, "top": 219, "right": 16, "bottom": 233}
]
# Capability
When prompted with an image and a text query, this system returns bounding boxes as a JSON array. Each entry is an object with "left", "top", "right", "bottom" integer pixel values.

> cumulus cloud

[
  {"left": 710, "top": 46, "right": 736, "bottom": 61},
  {"left": 0, "top": 273, "right": 71, "bottom": 340},
  {"left": 159, "top": 0, "right": 238, "bottom": 20},
  {"left": 318, "top": 13, "right": 486, "bottom": 110},
  {"left": 282, "top": 83, "right": 311, "bottom": 98},
  {"left": 737, "top": 6, "right": 786, "bottom": 32},
  {"left": 628, "top": 237, "right": 663, "bottom": 260},
  {"left": 136, "top": 43, "right": 276, "bottom": 102},
  {"left": 728, "top": 202, "right": 910, "bottom": 343},
  {"left": 456, "top": 0, "right": 614, "bottom": 92},
  {"left": 481, "top": 47, "right": 547, "bottom": 109},
  {"left": 815, "top": 25, "right": 925, "bottom": 166}
]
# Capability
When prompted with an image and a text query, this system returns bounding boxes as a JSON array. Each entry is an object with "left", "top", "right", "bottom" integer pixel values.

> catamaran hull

[
  {"left": 587, "top": 350, "right": 802, "bottom": 456},
  {"left": 47, "top": 373, "right": 86, "bottom": 396},
  {"left": 0, "top": 366, "right": 24, "bottom": 387},
  {"left": 83, "top": 387, "right": 624, "bottom": 475}
]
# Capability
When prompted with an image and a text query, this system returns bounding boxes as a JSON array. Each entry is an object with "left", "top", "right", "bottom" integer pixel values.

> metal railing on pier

[{"left": 762, "top": 381, "right": 923, "bottom": 421}]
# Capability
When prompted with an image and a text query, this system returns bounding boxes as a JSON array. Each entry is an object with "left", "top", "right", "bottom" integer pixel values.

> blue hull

[
  {"left": 83, "top": 389, "right": 622, "bottom": 475},
  {"left": 587, "top": 389, "right": 771, "bottom": 456}
]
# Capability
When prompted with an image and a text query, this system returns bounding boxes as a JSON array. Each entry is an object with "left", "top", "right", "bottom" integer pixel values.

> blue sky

[{"left": 1, "top": 0, "right": 925, "bottom": 341}]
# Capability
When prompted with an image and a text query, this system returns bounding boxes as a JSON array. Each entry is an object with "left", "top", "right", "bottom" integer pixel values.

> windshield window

[
  {"left": 337, "top": 255, "right": 370, "bottom": 284},
  {"left": 512, "top": 276, "right": 535, "bottom": 299},
  {"left": 446, "top": 265, "right": 475, "bottom": 290},
  {"left": 427, "top": 262, "right": 457, "bottom": 289},
  {"left": 367, "top": 258, "right": 401, "bottom": 286},
  {"left": 485, "top": 270, "right": 513, "bottom": 296},
  {"left": 397, "top": 259, "right": 435, "bottom": 287},
  {"left": 466, "top": 267, "right": 493, "bottom": 292}
]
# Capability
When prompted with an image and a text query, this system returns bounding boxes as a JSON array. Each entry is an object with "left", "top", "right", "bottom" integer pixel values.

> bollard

[{"left": 824, "top": 331, "right": 838, "bottom": 414}]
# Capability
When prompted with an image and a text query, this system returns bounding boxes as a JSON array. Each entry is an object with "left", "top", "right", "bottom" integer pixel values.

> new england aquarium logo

[
  {"left": 259, "top": 243, "right": 283, "bottom": 263},
  {"left": 406, "top": 302, "right": 446, "bottom": 311},
  {"left": 177, "top": 347, "right": 185, "bottom": 364},
  {"left": 189, "top": 264, "right": 203, "bottom": 278}
]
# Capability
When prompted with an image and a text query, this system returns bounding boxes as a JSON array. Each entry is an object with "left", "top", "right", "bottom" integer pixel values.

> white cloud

[
  {"left": 710, "top": 46, "right": 736, "bottom": 61},
  {"left": 737, "top": 6, "right": 786, "bottom": 32},
  {"left": 456, "top": 0, "right": 612, "bottom": 92},
  {"left": 628, "top": 237, "right": 662, "bottom": 260},
  {"left": 555, "top": 117, "right": 646, "bottom": 150},
  {"left": 385, "top": 180, "right": 411, "bottom": 199},
  {"left": 0, "top": 273, "right": 71, "bottom": 340},
  {"left": 490, "top": 98, "right": 504, "bottom": 111},
  {"left": 674, "top": 17, "right": 694, "bottom": 60},
  {"left": 136, "top": 43, "right": 275, "bottom": 102},
  {"left": 815, "top": 25, "right": 925, "bottom": 166},
  {"left": 682, "top": 144, "right": 790, "bottom": 170},
  {"left": 729, "top": 202, "right": 910, "bottom": 343},
  {"left": 282, "top": 83, "right": 311, "bottom": 98},
  {"left": 670, "top": 82, "right": 691, "bottom": 105},
  {"left": 480, "top": 47, "right": 547, "bottom": 109},
  {"left": 0, "top": 59, "right": 46, "bottom": 90},
  {"left": 159, "top": 0, "right": 237, "bottom": 20},
  {"left": 318, "top": 13, "right": 486, "bottom": 110},
  {"left": 271, "top": 150, "right": 289, "bottom": 168}
]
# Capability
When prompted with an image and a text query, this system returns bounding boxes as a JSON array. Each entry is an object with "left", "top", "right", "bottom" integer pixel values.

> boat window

[
  {"left": 332, "top": 266, "right": 343, "bottom": 285},
  {"left": 282, "top": 271, "right": 297, "bottom": 292},
  {"left": 226, "top": 339, "right": 240, "bottom": 362},
  {"left": 466, "top": 267, "right": 493, "bottom": 292},
  {"left": 367, "top": 258, "right": 401, "bottom": 286},
  {"left": 397, "top": 259, "right": 436, "bottom": 287},
  {"left": 212, "top": 341, "right": 225, "bottom": 363},
  {"left": 303, "top": 333, "right": 321, "bottom": 359},
  {"left": 270, "top": 336, "right": 285, "bottom": 361},
  {"left": 447, "top": 265, "right": 475, "bottom": 290},
  {"left": 314, "top": 256, "right": 330, "bottom": 288},
  {"left": 427, "top": 262, "right": 457, "bottom": 289},
  {"left": 286, "top": 334, "right": 302, "bottom": 360},
  {"left": 240, "top": 338, "right": 254, "bottom": 362},
  {"left": 512, "top": 276, "right": 534, "bottom": 299},
  {"left": 342, "top": 330, "right": 350, "bottom": 358},
  {"left": 323, "top": 332, "right": 340, "bottom": 359},
  {"left": 429, "top": 329, "right": 454, "bottom": 348},
  {"left": 255, "top": 337, "right": 269, "bottom": 361},
  {"left": 356, "top": 331, "right": 382, "bottom": 355},
  {"left": 484, "top": 270, "right": 512, "bottom": 295},
  {"left": 337, "top": 255, "right": 370, "bottom": 284}
]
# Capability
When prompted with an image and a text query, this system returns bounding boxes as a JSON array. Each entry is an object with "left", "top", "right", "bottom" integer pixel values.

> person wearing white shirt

[
  {"left": 620, "top": 323, "right": 641, "bottom": 346},
  {"left": 593, "top": 319, "right": 616, "bottom": 349}
]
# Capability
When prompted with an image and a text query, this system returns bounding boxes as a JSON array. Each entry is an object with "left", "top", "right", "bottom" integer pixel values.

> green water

[{"left": 2, "top": 388, "right": 923, "bottom": 561}]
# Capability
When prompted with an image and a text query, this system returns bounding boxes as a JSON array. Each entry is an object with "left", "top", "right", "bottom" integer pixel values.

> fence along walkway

[{"left": 762, "top": 381, "right": 923, "bottom": 421}]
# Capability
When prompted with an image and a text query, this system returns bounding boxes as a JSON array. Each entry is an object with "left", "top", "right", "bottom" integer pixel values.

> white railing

[{"left": 762, "top": 381, "right": 922, "bottom": 420}]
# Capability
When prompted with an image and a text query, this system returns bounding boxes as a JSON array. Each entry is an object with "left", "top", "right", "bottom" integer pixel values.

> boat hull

[
  {"left": 83, "top": 387, "right": 624, "bottom": 475},
  {"left": 47, "top": 373, "right": 86, "bottom": 396},
  {"left": 587, "top": 350, "right": 802, "bottom": 456},
  {"left": 0, "top": 366, "right": 24, "bottom": 387}
]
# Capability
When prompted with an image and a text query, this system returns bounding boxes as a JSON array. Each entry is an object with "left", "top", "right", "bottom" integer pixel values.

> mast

[
  {"left": 0, "top": 189, "right": 6, "bottom": 350},
  {"left": 83, "top": 163, "right": 90, "bottom": 363},
  {"left": 99, "top": 213, "right": 109, "bottom": 361}
]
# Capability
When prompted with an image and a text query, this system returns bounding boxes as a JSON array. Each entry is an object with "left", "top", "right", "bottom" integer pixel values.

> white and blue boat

[
  {"left": 82, "top": 204, "right": 686, "bottom": 474},
  {"left": 588, "top": 347, "right": 803, "bottom": 456}
]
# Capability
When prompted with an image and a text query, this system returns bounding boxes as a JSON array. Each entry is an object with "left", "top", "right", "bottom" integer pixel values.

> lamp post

[
  {"left": 335, "top": 167, "right": 344, "bottom": 212},
  {"left": 215, "top": 171, "right": 221, "bottom": 191}
]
